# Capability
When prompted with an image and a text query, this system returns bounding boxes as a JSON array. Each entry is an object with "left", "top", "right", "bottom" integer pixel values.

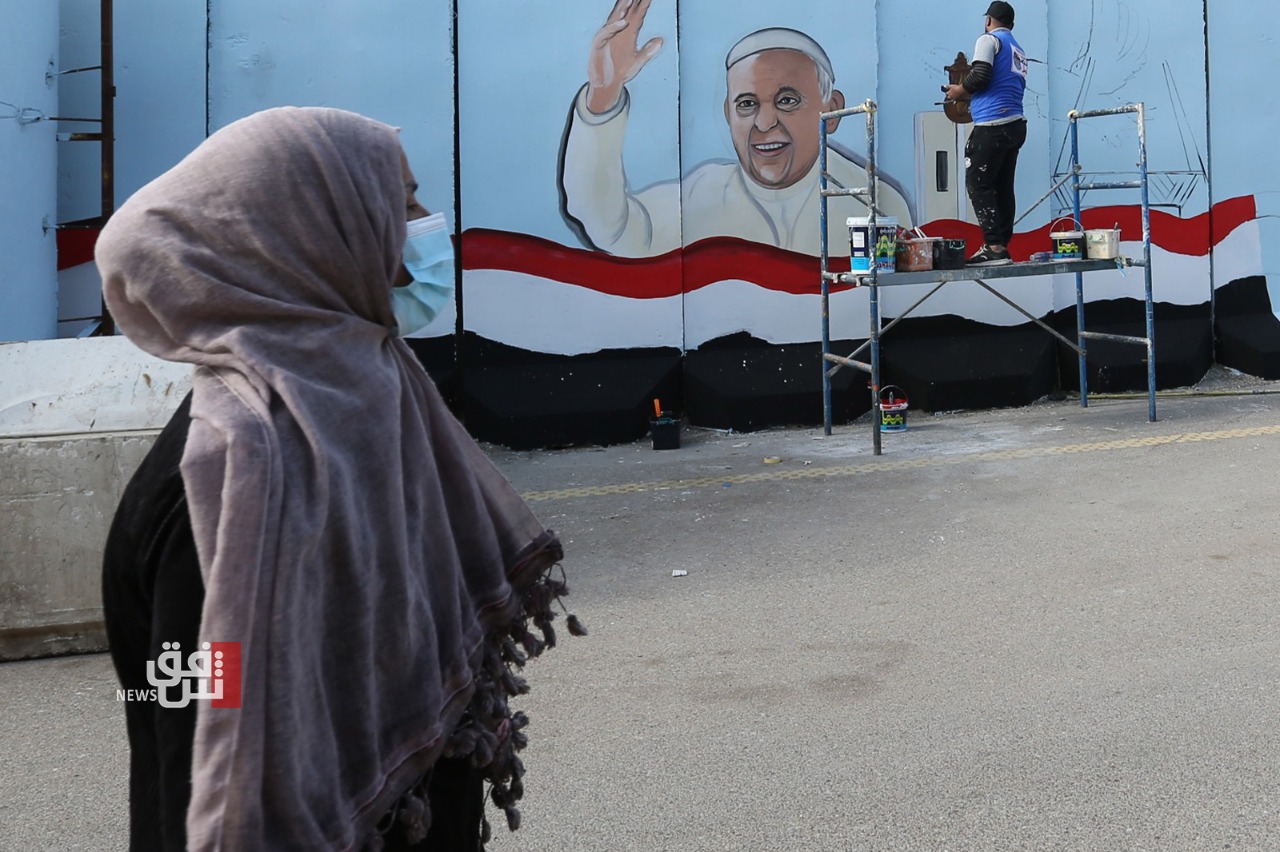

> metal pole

[
  {"left": 1071, "top": 105, "right": 1141, "bottom": 119},
  {"left": 1138, "top": 103, "right": 1156, "bottom": 421},
  {"left": 820, "top": 118, "right": 833, "bottom": 436},
  {"left": 100, "top": 0, "right": 114, "bottom": 221},
  {"left": 98, "top": 0, "right": 116, "bottom": 335},
  {"left": 1013, "top": 170, "right": 1079, "bottom": 228},
  {"left": 1070, "top": 113, "right": 1086, "bottom": 407},
  {"left": 866, "top": 102, "right": 881, "bottom": 455}
]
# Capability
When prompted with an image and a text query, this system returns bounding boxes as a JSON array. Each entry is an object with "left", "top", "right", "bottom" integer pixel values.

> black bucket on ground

[{"left": 650, "top": 414, "right": 681, "bottom": 450}]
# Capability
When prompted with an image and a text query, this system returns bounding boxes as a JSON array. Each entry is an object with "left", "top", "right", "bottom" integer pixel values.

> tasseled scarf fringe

[{"left": 364, "top": 534, "right": 584, "bottom": 850}]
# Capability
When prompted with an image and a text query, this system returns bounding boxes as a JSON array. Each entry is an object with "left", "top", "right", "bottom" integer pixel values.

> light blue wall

[
  {"left": 11, "top": 1, "right": 1280, "bottom": 346},
  {"left": 1208, "top": 2, "right": 1280, "bottom": 304},
  {"left": 877, "top": 2, "right": 1053, "bottom": 322},
  {"left": 1, "top": 1, "right": 59, "bottom": 343},
  {"left": 55, "top": 0, "right": 109, "bottom": 337},
  {"left": 1045, "top": 0, "right": 1211, "bottom": 315},
  {"left": 57, "top": 0, "right": 104, "bottom": 226},
  {"left": 53, "top": 0, "right": 207, "bottom": 337},
  {"left": 114, "top": 0, "right": 207, "bottom": 202},
  {"left": 1046, "top": 0, "right": 1209, "bottom": 218},
  {"left": 207, "top": 0, "right": 455, "bottom": 230},
  {"left": 876, "top": 1, "right": 1050, "bottom": 222},
  {"left": 458, "top": 0, "right": 681, "bottom": 244}
]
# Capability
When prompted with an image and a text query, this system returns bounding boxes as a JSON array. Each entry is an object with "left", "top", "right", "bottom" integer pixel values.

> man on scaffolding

[{"left": 945, "top": 1, "right": 1028, "bottom": 266}]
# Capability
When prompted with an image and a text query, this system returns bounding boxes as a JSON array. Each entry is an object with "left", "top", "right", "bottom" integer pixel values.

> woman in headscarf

[{"left": 97, "top": 106, "right": 580, "bottom": 851}]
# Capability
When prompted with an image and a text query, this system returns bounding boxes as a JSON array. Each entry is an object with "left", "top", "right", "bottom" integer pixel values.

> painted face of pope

[{"left": 723, "top": 48, "right": 846, "bottom": 190}]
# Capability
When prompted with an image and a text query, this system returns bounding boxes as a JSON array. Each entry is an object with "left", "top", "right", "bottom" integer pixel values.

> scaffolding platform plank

[{"left": 835, "top": 257, "right": 1142, "bottom": 288}]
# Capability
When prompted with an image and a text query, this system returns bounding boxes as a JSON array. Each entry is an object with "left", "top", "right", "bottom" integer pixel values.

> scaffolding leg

[
  {"left": 820, "top": 118, "right": 833, "bottom": 435},
  {"left": 870, "top": 279, "right": 882, "bottom": 456},
  {"left": 1145, "top": 281, "right": 1156, "bottom": 421},
  {"left": 1138, "top": 103, "right": 1157, "bottom": 422},
  {"left": 1070, "top": 118, "right": 1088, "bottom": 407},
  {"left": 866, "top": 105, "right": 882, "bottom": 456},
  {"left": 821, "top": 261, "right": 833, "bottom": 435},
  {"left": 822, "top": 294, "right": 833, "bottom": 435},
  {"left": 1076, "top": 270, "right": 1088, "bottom": 407}
]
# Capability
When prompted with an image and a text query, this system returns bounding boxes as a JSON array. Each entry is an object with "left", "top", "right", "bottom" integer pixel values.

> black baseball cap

[{"left": 985, "top": 1, "right": 1015, "bottom": 25}]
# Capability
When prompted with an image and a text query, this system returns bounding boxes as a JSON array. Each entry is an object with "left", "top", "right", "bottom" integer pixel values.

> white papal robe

[{"left": 560, "top": 84, "right": 913, "bottom": 258}]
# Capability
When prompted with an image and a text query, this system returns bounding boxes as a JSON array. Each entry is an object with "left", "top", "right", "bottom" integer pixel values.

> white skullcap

[{"left": 724, "top": 27, "right": 835, "bottom": 82}]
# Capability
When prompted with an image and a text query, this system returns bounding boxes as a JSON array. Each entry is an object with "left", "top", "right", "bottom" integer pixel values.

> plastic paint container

[
  {"left": 878, "top": 386, "right": 909, "bottom": 433},
  {"left": 896, "top": 237, "right": 941, "bottom": 272},
  {"left": 1050, "top": 217, "right": 1084, "bottom": 260},
  {"left": 848, "top": 216, "right": 899, "bottom": 272}
]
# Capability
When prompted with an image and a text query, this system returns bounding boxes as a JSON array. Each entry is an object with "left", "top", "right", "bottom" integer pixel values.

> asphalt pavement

[{"left": 5, "top": 375, "right": 1280, "bottom": 851}]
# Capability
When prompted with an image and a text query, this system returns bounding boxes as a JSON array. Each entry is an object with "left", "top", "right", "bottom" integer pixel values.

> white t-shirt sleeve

[{"left": 973, "top": 32, "right": 1000, "bottom": 65}]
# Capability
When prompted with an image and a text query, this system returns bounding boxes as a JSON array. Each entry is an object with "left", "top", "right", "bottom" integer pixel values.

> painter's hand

[
  {"left": 944, "top": 84, "right": 970, "bottom": 101},
  {"left": 586, "top": 0, "right": 664, "bottom": 115}
]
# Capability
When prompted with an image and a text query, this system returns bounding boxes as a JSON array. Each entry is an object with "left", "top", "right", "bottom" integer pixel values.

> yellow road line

[{"left": 520, "top": 423, "right": 1280, "bottom": 502}]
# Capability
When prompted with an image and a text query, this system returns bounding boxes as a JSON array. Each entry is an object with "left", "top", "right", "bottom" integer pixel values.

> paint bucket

[
  {"left": 1085, "top": 227, "right": 1121, "bottom": 259},
  {"left": 1049, "top": 217, "right": 1084, "bottom": 260},
  {"left": 933, "top": 238, "right": 968, "bottom": 269},
  {"left": 847, "top": 216, "right": 899, "bottom": 272},
  {"left": 878, "top": 386, "right": 909, "bottom": 433},
  {"left": 896, "top": 237, "right": 940, "bottom": 272},
  {"left": 650, "top": 414, "right": 680, "bottom": 450}
]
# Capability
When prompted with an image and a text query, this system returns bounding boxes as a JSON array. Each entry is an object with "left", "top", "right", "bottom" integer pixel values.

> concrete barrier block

[{"left": 0, "top": 432, "right": 157, "bottom": 660}]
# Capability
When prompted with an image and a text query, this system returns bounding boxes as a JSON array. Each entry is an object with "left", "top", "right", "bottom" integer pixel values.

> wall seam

[
  {"left": 204, "top": 0, "right": 211, "bottom": 138},
  {"left": 1203, "top": 0, "right": 1215, "bottom": 352},
  {"left": 676, "top": 0, "right": 687, "bottom": 360},
  {"left": 451, "top": 0, "right": 464, "bottom": 409}
]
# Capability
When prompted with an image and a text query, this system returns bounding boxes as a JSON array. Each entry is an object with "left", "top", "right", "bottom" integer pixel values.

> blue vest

[{"left": 971, "top": 29, "right": 1026, "bottom": 124}]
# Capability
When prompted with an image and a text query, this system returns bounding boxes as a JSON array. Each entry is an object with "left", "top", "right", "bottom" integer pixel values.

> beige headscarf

[{"left": 97, "top": 107, "right": 567, "bottom": 850}]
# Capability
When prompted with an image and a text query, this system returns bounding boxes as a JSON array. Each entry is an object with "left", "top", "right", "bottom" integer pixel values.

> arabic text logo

[{"left": 117, "top": 641, "right": 243, "bottom": 709}]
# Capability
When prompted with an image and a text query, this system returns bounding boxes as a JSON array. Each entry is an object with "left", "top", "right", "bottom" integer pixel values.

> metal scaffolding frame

[
  {"left": 818, "top": 102, "right": 1155, "bottom": 455},
  {"left": 54, "top": 0, "right": 116, "bottom": 337}
]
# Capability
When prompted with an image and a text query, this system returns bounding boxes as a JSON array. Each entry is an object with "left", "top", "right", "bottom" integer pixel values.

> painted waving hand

[{"left": 586, "top": 0, "right": 665, "bottom": 114}]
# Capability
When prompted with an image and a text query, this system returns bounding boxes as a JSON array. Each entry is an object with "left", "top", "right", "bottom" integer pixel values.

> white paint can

[{"left": 1085, "top": 228, "right": 1122, "bottom": 260}]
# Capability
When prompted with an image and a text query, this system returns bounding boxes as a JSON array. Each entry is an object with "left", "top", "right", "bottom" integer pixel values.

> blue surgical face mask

[{"left": 391, "top": 212, "right": 455, "bottom": 336}]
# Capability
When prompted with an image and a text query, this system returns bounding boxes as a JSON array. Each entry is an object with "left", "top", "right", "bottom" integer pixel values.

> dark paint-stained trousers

[{"left": 965, "top": 118, "right": 1028, "bottom": 248}]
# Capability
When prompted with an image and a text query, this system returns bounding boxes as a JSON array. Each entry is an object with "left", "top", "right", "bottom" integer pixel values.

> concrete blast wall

[{"left": 0, "top": 337, "right": 190, "bottom": 660}]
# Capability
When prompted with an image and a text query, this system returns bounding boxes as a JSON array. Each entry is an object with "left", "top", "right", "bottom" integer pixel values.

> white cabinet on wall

[{"left": 913, "top": 111, "right": 975, "bottom": 227}]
